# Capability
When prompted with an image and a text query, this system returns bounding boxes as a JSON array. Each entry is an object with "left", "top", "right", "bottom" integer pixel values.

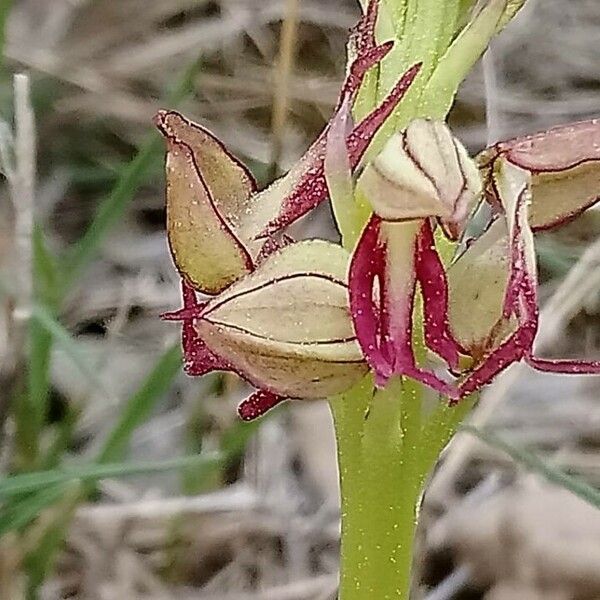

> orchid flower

[
  {"left": 157, "top": 1, "right": 600, "bottom": 421},
  {"left": 157, "top": 1, "right": 600, "bottom": 596},
  {"left": 349, "top": 118, "right": 600, "bottom": 402}
]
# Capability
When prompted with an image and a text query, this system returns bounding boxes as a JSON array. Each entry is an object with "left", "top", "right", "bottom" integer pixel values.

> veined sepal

[
  {"left": 166, "top": 241, "right": 368, "bottom": 419},
  {"left": 156, "top": 111, "right": 256, "bottom": 295}
]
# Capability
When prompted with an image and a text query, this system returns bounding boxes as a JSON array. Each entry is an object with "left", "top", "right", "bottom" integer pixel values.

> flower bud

[
  {"left": 196, "top": 241, "right": 368, "bottom": 399},
  {"left": 358, "top": 119, "right": 482, "bottom": 238}
]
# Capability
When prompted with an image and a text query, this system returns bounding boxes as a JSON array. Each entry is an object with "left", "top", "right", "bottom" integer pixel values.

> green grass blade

[
  {"left": 31, "top": 303, "right": 109, "bottom": 396},
  {"left": 42, "top": 404, "right": 80, "bottom": 470},
  {"left": 0, "top": 0, "right": 12, "bottom": 70},
  {"left": 463, "top": 425, "right": 600, "bottom": 509},
  {"left": 97, "top": 343, "right": 182, "bottom": 464},
  {"left": 0, "top": 485, "right": 67, "bottom": 537},
  {"left": 13, "top": 228, "right": 61, "bottom": 469},
  {"left": 0, "top": 454, "right": 221, "bottom": 499},
  {"left": 32, "top": 225, "right": 61, "bottom": 307},
  {"left": 23, "top": 485, "right": 81, "bottom": 596},
  {"left": 63, "top": 134, "right": 162, "bottom": 286},
  {"left": 182, "top": 415, "right": 264, "bottom": 494}
]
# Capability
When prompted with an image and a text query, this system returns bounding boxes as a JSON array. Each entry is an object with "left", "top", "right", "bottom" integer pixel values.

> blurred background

[{"left": 0, "top": 0, "right": 599, "bottom": 599}]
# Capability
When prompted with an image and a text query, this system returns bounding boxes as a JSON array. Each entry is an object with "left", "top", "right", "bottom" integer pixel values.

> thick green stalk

[
  {"left": 330, "top": 377, "right": 371, "bottom": 592},
  {"left": 331, "top": 377, "right": 471, "bottom": 599},
  {"left": 360, "top": 378, "right": 408, "bottom": 597}
]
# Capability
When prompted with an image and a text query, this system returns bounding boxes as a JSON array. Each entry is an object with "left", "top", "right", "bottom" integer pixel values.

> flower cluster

[
  {"left": 350, "top": 118, "right": 600, "bottom": 401},
  {"left": 157, "top": 1, "right": 600, "bottom": 419}
]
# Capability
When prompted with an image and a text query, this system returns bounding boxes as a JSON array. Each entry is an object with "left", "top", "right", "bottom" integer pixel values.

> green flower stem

[
  {"left": 327, "top": 1, "right": 517, "bottom": 597},
  {"left": 330, "top": 377, "right": 474, "bottom": 599},
  {"left": 330, "top": 377, "right": 371, "bottom": 589},
  {"left": 360, "top": 378, "right": 409, "bottom": 597}
]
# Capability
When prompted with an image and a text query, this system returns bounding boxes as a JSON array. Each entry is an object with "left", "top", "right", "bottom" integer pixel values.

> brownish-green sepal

[
  {"left": 448, "top": 160, "right": 535, "bottom": 362},
  {"left": 479, "top": 119, "right": 600, "bottom": 231},
  {"left": 198, "top": 241, "right": 368, "bottom": 399},
  {"left": 156, "top": 110, "right": 255, "bottom": 294}
]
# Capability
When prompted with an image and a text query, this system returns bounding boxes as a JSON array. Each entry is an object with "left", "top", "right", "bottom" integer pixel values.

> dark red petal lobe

[
  {"left": 526, "top": 355, "right": 600, "bottom": 374},
  {"left": 403, "top": 365, "right": 459, "bottom": 399},
  {"left": 459, "top": 177, "right": 536, "bottom": 397},
  {"left": 522, "top": 259, "right": 600, "bottom": 376},
  {"left": 385, "top": 230, "right": 459, "bottom": 399},
  {"left": 349, "top": 216, "right": 394, "bottom": 382},
  {"left": 349, "top": 0, "right": 380, "bottom": 55},
  {"left": 458, "top": 292, "right": 536, "bottom": 399},
  {"left": 501, "top": 183, "right": 531, "bottom": 318},
  {"left": 238, "top": 390, "right": 287, "bottom": 421},
  {"left": 182, "top": 319, "right": 230, "bottom": 377},
  {"left": 462, "top": 240, "right": 537, "bottom": 401},
  {"left": 458, "top": 319, "right": 536, "bottom": 398},
  {"left": 507, "top": 178, "right": 600, "bottom": 377},
  {"left": 345, "top": 63, "right": 422, "bottom": 168},
  {"left": 415, "top": 220, "right": 463, "bottom": 369},
  {"left": 340, "top": 42, "right": 394, "bottom": 102},
  {"left": 349, "top": 217, "right": 459, "bottom": 398},
  {"left": 383, "top": 282, "right": 458, "bottom": 399},
  {"left": 165, "top": 281, "right": 232, "bottom": 377},
  {"left": 260, "top": 64, "right": 421, "bottom": 237}
]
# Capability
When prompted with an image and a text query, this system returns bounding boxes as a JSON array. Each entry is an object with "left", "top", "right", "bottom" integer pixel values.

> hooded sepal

[
  {"left": 167, "top": 283, "right": 291, "bottom": 421},
  {"left": 195, "top": 241, "right": 368, "bottom": 400},
  {"left": 447, "top": 218, "right": 511, "bottom": 355},
  {"left": 155, "top": 111, "right": 255, "bottom": 295},
  {"left": 358, "top": 119, "right": 482, "bottom": 239}
]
